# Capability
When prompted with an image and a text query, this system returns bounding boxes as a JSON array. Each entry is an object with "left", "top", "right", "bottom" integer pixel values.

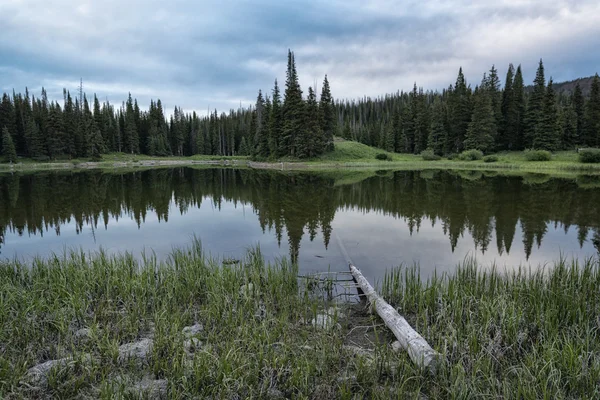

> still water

[{"left": 1, "top": 168, "right": 599, "bottom": 282}]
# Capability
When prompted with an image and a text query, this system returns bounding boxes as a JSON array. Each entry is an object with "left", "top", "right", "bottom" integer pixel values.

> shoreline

[{"left": 2, "top": 156, "right": 600, "bottom": 176}]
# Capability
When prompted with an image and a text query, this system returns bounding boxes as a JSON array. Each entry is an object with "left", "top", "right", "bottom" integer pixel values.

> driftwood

[{"left": 349, "top": 264, "right": 441, "bottom": 373}]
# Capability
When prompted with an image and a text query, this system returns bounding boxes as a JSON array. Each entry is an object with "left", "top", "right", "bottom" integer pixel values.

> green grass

[
  {"left": 381, "top": 257, "right": 600, "bottom": 399},
  {"left": 3, "top": 141, "right": 600, "bottom": 176},
  {"left": 1, "top": 241, "right": 599, "bottom": 398}
]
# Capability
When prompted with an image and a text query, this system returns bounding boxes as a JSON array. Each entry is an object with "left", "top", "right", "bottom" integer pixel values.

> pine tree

[
  {"left": 524, "top": 59, "right": 546, "bottom": 148},
  {"left": 487, "top": 65, "right": 502, "bottom": 135},
  {"left": 89, "top": 128, "right": 103, "bottom": 160},
  {"left": 414, "top": 88, "right": 430, "bottom": 154},
  {"left": 499, "top": 64, "right": 514, "bottom": 150},
  {"left": 319, "top": 75, "right": 335, "bottom": 152},
  {"left": 305, "top": 86, "right": 324, "bottom": 157},
  {"left": 429, "top": 97, "right": 447, "bottom": 155},
  {"left": 464, "top": 81, "right": 497, "bottom": 153},
  {"left": 583, "top": 74, "right": 600, "bottom": 147},
  {"left": 269, "top": 80, "right": 282, "bottom": 157},
  {"left": 47, "top": 103, "right": 67, "bottom": 159},
  {"left": 561, "top": 101, "right": 578, "bottom": 149},
  {"left": 2, "top": 127, "right": 17, "bottom": 163},
  {"left": 24, "top": 116, "right": 46, "bottom": 159},
  {"left": 512, "top": 65, "right": 526, "bottom": 150},
  {"left": 573, "top": 83, "right": 585, "bottom": 146},
  {"left": 448, "top": 68, "right": 471, "bottom": 153},
  {"left": 281, "top": 50, "right": 305, "bottom": 158},
  {"left": 0, "top": 93, "right": 16, "bottom": 156},
  {"left": 534, "top": 79, "right": 560, "bottom": 151},
  {"left": 253, "top": 90, "right": 269, "bottom": 158}
]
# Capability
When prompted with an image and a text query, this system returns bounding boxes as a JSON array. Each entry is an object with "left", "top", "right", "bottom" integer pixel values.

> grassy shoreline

[
  {"left": 1, "top": 242, "right": 599, "bottom": 398},
  {"left": 2, "top": 141, "right": 600, "bottom": 175}
]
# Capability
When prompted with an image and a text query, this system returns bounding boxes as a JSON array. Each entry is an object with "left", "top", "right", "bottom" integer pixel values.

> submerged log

[{"left": 349, "top": 264, "right": 441, "bottom": 373}]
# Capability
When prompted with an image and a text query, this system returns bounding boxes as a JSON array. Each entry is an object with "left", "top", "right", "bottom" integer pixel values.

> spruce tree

[
  {"left": 524, "top": 59, "right": 546, "bottom": 148},
  {"left": 499, "top": 64, "right": 515, "bottom": 150},
  {"left": 573, "top": 83, "right": 585, "bottom": 146},
  {"left": 448, "top": 68, "right": 471, "bottom": 152},
  {"left": 319, "top": 75, "right": 335, "bottom": 152},
  {"left": 429, "top": 97, "right": 447, "bottom": 155},
  {"left": 305, "top": 86, "right": 324, "bottom": 157},
  {"left": 253, "top": 90, "right": 269, "bottom": 158},
  {"left": 583, "top": 74, "right": 600, "bottom": 147},
  {"left": 534, "top": 79, "right": 560, "bottom": 151},
  {"left": 269, "top": 80, "right": 282, "bottom": 156},
  {"left": 512, "top": 65, "right": 526, "bottom": 150},
  {"left": 281, "top": 50, "right": 305, "bottom": 158},
  {"left": 25, "top": 116, "right": 46, "bottom": 159},
  {"left": 2, "top": 127, "right": 17, "bottom": 163},
  {"left": 464, "top": 82, "right": 496, "bottom": 153},
  {"left": 487, "top": 65, "right": 502, "bottom": 134},
  {"left": 561, "top": 101, "right": 578, "bottom": 149}
]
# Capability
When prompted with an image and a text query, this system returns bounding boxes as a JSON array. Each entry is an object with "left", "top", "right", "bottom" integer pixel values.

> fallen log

[{"left": 349, "top": 264, "right": 441, "bottom": 373}]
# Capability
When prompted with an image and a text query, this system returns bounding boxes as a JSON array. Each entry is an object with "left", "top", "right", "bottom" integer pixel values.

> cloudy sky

[{"left": 1, "top": 0, "right": 599, "bottom": 114}]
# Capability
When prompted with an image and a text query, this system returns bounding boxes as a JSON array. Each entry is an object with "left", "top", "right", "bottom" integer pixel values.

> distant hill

[{"left": 526, "top": 75, "right": 597, "bottom": 96}]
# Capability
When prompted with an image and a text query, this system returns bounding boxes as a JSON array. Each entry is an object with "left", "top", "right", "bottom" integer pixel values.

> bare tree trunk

[{"left": 349, "top": 264, "right": 441, "bottom": 373}]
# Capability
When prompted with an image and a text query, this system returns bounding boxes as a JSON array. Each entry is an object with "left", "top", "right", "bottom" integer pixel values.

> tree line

[
  {"left": 0, "top": 50, "right": 335, "bottom": 162},
  {"left": 336, "top": 61, "right": 600, "bottom": 154}
]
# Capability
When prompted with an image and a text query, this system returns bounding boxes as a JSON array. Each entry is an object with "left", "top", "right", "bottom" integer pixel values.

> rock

[
  {"left": 118, "top": 338, "right": 153, "bottom": 363},
  {"left": 184, "top": 338, "right": 203, "bottom": 354},
  {"left": 327, "top": 307, "right": 345, "bottom": 319},
  {"left": 134, "top": 376, "right": 168, "bottom": 399},
  {"left": 311, "top": 314, "right": 333, "bottom": 329},
  {"left": 182, "top": 323, "right": 203, "bottom": 337},
  {"left": 254, "top": 302, "right": 267, "bottom": 320},
  {"left": 343, "top": 345, "right": 374, "bottom": 364},
  {"left": 266, "top": 388, "right": 285, "bottom": 399},
  {"left": 240, "top": 283, "right": 256, "bottom": 298},
  {"left": 74, "top": 328, "right": 91, "bottom": 339},
  {"left": 311, "top": 314, "right": 341, "bottom": 330},
  {"left": 391, "top": 341, "right": 402, "bottom": 353},
  {"left": 25, "top": 354, "right": 92, "bottom": 387}
]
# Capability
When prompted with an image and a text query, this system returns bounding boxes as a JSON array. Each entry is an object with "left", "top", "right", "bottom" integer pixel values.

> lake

[{"left": 1, "top": 167, "right": 599, "bottom": 282}]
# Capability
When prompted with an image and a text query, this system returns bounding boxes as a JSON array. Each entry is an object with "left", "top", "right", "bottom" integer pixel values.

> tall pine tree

[
  {"left": 583, "top": 74, "right": 600, "bottom": 147},
  {"left": 2, "top": 127, "right": 17, "bottom": 163},
  {"left": 534, "top": 79, "right": 560, "bottom": 151},
  {"left": 524, "top": 59, "right": 546, "bottom": 148}
]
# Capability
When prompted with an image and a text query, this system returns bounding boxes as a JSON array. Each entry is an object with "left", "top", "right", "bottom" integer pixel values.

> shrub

[
  {"left": 375, "top": 153, "right": 390, "bottom": 161},
  {"left": 445, "top": 153, "right": 457, "bottom": 160},
  {"left": 524, "top": 149, "right": 551, "bottom": 162},
  {"left": 578, "top": 148, "right": 600, "bottom": 163},
  {"left": 483, "top": 155, "right": 498, "bottom": 163},
  {"left": 458, "top": 149, "right": 484, "bottom": 161},
  {"left": 421, "top": 149, "right": 441, "bottom": 161}
]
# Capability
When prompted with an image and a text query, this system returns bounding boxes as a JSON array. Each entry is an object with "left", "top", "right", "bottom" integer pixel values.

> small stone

[
  {"left": 311, "top": 314, "right": 334, "bottom": 330},
  {"left": 133, "top": 376, "right": 168, "bottom": 399},
  {"left": 311, "top": 314, "right": 341, "bottom": 330},
  {"left": 391, "top": 341, "right": 402, "bottom": 352},
  {"left": 184, "top": 338, "right": 203, "bottom": 354},
  {"left": 182, "top": 323, "right": 204, "bottom": 337},
  {"left": 343, "top": 345, "right": 374, "bottom": 358},
  {"left": 25, "top": 354, "right": 91, "bottom": 387},
  {"left": 118, "top": 338, "right": 153, "bottom": 363},
  {"left": 74, "top": 328, "right": 91, "bottom": 339},
  {"left": 240, "top": 283, "right": 256, "bottom": 298},
  {"left": 266, "top": 388, "right": 284, "bottom": 399}
]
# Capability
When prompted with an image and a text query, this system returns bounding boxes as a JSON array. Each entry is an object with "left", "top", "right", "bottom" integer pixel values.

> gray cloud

[{"left": 1, "top": 0, "right": 599, "bottom": 114}]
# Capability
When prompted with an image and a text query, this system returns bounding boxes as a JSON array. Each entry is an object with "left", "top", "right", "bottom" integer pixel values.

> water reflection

[{"left": 1, "top": 168, "right": 599, "bottom": 278}]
